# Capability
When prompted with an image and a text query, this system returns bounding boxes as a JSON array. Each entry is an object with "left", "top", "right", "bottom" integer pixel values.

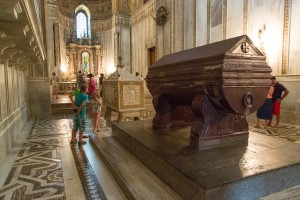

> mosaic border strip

[{"left": 71, "top": 145, "right": 107, "bottom": 200}]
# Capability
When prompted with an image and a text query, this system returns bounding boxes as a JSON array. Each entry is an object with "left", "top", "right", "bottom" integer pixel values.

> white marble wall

[
  {"left": 131, "top": 0, "right": 156, "bottom": 77},
  {"left": 276, "top": 76, "right": 300, "bottom": 125},
  {"left": 210, "top": 0, "right": 223, "bottom": 43},
  {"left": 98, "top": 30, "right": 114, "bottom": 76},
  {"left": 226, "top": 0, "right": 243, "bottom": 39},
  {"left": 184, "top": 0, "right": 195, "bottom": 50},
  {"left": 196, "top": 0, "right": 208, "bottom": 46},
  {"left": 248, "top": 0, "right": 284, "bottom": 75},
  {"left": 0, "top": 63, "right": 29, "bottom": 165}
]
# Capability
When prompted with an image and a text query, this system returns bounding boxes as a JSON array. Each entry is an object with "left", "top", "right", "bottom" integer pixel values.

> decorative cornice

[
  {"left": 243, "top": 0, "right": 248, "bottom": 34},
  {"left": 131, "top": 0, "right": 156, "bottom": 26},
  {"left": 21, "top": 0, "right": 46, "bottom": 60},
  {"left": 113, "top": 15, "right": 131, "bottom": 27},
  {"left": 282, "top": 0, "right": 290, "bottom": 74}
]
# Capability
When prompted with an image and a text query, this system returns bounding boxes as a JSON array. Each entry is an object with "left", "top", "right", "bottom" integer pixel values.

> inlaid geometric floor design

[
  {"left": 248, "top": 118, "right": 300, "bottom": 143},
  {"left": 71, "top": 146, "right": 107, "bottom": 200},
  {"left": 0, "top": 115, "right": 106, "bottom": 200}
]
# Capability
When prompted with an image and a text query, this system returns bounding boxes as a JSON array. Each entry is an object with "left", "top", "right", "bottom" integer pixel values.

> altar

[{"left": 61, "top": 37, "right": 104, "bottom": 82}]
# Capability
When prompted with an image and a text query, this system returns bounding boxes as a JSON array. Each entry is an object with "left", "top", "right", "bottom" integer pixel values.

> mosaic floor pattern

[
  {"left": 71, "top": 146, "right": 107, "bottom": 200},
  {"left": 248, "top": 118, "right": 300, "bottom": 143},
  {"left": 0, "top": 115, "right": 107, "bottom": 200}
]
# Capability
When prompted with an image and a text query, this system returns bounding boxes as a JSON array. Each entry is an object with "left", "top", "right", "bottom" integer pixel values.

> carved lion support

[{"left": 190, "top": 95, "right": 249, "bottom": 149}]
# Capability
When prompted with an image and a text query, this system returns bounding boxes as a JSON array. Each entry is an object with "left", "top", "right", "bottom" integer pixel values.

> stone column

[
  {"left": 112, "top": 0, "right": 132, "bottom": 72},
  {"left": 45, "top": 1, "right": 59, "bottom": 74}
]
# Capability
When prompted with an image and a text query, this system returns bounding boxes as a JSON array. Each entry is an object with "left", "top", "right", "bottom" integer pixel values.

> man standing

[{"left": 268, "top": 76, "right": 289, "bottom": 127}]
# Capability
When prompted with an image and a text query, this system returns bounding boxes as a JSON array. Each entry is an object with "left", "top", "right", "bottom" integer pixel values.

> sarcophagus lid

[{"left": 147, "top": 35, "right": 272, "bottom": 115}]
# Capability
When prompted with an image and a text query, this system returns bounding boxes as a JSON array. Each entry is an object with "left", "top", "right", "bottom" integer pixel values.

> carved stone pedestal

[{"left": 103, "top": 57, "right": 145, "bottom": 122}]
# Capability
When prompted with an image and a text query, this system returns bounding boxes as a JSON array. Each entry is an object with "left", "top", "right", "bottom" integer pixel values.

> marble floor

[
  {"left": 0, "top": 114, "right": 126, "bottom": 200},
  {"left": 0, "top": 96, "right": 300, "bottom": 200}
]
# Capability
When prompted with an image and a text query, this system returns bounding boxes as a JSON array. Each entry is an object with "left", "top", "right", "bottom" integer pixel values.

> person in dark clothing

[
  {"left": 267, "top": 76, "right": 289, "bottom": 127},
  {"left": 99, "top": 73, "right": 105, "bottom": 97}
]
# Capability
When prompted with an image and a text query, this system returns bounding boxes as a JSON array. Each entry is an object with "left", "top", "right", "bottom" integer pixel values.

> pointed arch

[{"left": 75, "top": 4, "right": 91, "bottom": 38}]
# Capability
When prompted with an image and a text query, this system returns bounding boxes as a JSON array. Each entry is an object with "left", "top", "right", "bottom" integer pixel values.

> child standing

[
  {"left": 91, "top": 93, "right": 103, "bottom": 132},
  {"left": 69, "top": 84, "right": 89, "bottom": 145}
]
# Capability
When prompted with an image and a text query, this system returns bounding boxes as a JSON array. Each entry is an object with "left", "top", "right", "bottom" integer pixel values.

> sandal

[
  {"left": 70, "top": 140, "right": 77, "bottom": 145},
  {"left": 78, "top": 141, "right": 87, "bottom": 146}
]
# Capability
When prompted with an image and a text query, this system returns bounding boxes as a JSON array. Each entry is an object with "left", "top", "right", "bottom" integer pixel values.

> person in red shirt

[{"left": 267, "top": 76, "right": 289, "bottom": 128}]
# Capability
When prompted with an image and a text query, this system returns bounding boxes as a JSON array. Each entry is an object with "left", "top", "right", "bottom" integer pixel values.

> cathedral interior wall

[{"left": 0, "top": 63, "right": 29, "bottom": 165}]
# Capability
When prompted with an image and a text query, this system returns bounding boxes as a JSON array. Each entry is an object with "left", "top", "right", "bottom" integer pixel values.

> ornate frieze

[
  {"left": 91, "top": 19, "right": 113, "bottom": 31},
  {"left": 113, "top": 15, "right": 131, "bottom": 27}
]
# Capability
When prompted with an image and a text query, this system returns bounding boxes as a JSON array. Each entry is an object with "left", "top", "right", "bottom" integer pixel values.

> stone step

[
  {"left": 90, "top": 133, "right": 183, "bottom": 200},
  {"left": 110, "top": 120, "right": 300, "bottom": 200}
]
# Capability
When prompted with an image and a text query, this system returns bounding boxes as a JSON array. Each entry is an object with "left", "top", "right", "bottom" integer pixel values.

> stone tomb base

[{"left": 111, "top": 120, "right": 300, "bottom": 200}]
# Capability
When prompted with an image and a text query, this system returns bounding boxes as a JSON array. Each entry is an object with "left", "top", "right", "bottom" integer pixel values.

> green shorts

[{"left": 72, "top": 114, "right": 86, "bottom": 131}]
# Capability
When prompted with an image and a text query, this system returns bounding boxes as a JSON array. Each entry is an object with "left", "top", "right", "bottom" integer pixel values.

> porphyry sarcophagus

[{"left": 146, "top": 35, "right": 272, "bottom": 150}]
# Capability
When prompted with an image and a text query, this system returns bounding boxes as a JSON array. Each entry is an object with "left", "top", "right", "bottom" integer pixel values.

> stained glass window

[{"left": 76, "top": 11, "right": 87, "bottom": 38}]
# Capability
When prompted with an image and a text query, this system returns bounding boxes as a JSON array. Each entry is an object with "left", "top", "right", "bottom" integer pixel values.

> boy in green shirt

[{"left": 69, "top": 84, "right": 88, "bottom": 145}]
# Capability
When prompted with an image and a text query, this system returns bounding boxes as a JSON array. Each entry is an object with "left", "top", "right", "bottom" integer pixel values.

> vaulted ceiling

[{"left": 58, "top": 0, "right": 112, "bottom": 20}]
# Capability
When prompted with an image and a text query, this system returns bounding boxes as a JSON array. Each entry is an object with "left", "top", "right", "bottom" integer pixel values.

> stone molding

[
  {"left": 0, "top": 1, "right": 45, "bottom": 69},
  {"left": 131, "top": 0, "right": 156, "bottom": 26},
  {"left": 21, "top": 0, "right": 46, "bottom": 60},
  {"left": 113, "top": 15, "right": 131, "bottom": 27}
]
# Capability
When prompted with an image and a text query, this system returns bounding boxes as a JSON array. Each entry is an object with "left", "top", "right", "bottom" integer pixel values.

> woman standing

[
  {"left": 88, "top": 73, "right": 95, "bottom": 100},
  {"left": 255, "top": 85, "right": 274, "bottom": 128}
]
